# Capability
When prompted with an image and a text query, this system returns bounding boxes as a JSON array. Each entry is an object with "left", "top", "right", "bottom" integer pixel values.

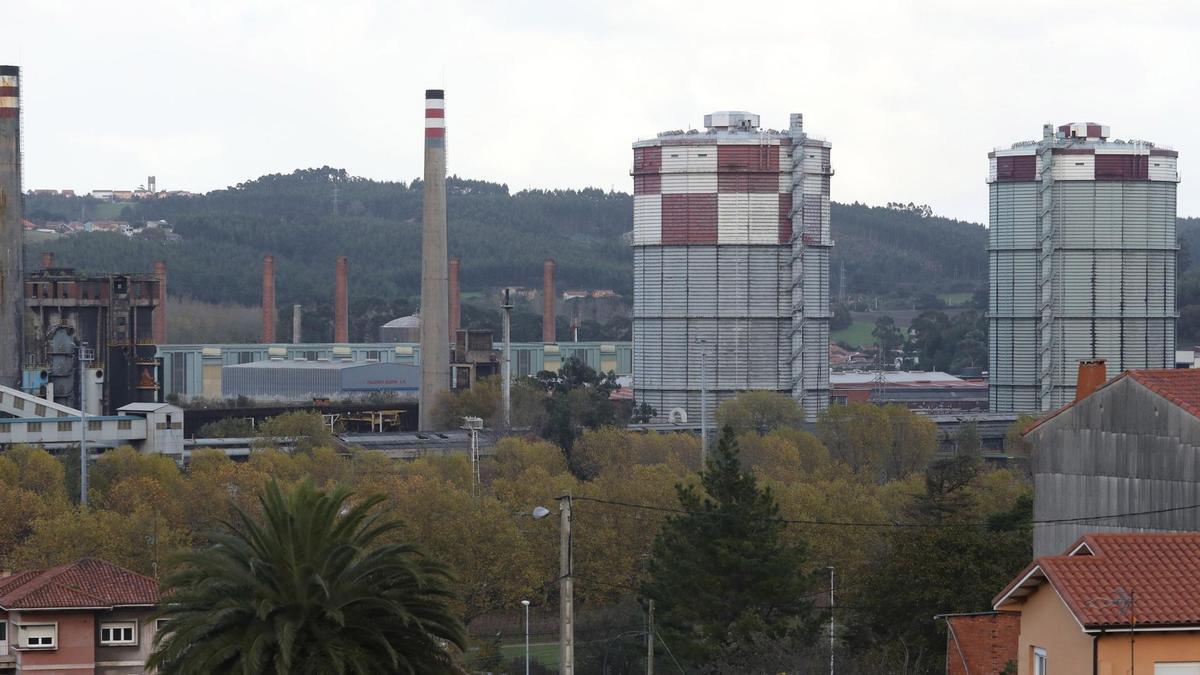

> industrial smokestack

[
  {"left": 153, "top": 260, "right": 167, "bottom": 344},
  {"left": 292, "top": 304, "right": 302, "bottom": 344},
  {"left": 418, "top": 89, "right": 450, "bottom": 431},
  {"left": 262, "top": 254, "right": 276, "bottom": 343},
  {"left": 41, "top": 252, "right": 54, "bottom": 269},
  {"left": 543, "top": 259, "right": 557, "bottom": 343},
  {"left": 0, "top": 65, "right": 23, "bottom": 387},
  {"left": 335, "top": 255, "right": 349, "bottom": 343},
  {"left": 448, "top": 256, "right": 461, "bottom": 339}
]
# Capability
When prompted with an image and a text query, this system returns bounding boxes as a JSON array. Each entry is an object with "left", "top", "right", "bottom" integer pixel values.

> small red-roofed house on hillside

[
  {"left": 0, "top": 558, "right": 160, "bottom": 673},
  {"left": 993, "top": 532, "right": 1200, "bottom": 675},
  {"left": 1026, "top": 366, "right": 1200, "bottom": 556}
]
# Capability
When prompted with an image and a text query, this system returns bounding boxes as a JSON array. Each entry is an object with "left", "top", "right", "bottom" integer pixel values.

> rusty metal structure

[
  {"left": 334, "top": 255, "right": 349, "bottom": 343},
  {"left": 543, "top": 259, "right": 556, "bottom": 343},
  {"left": 261, "top": 254, "right": 276, "bottom": 343}
]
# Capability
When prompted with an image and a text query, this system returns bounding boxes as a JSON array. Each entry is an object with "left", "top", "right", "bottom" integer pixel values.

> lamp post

[
  {"left": 521, "top": 599, "right": 531, "bottom": 675},
  {"left": 533, "top": 498, "right": 573, "bottom": 675},
  {"left": 77, "top": 343, "right": 94, "bottom": 507},
  {"left": 828, "top": 566, "right": 835, "bottom": 675}
]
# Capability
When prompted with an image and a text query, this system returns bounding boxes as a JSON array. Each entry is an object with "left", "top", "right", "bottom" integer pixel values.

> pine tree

[{"left": 641, "top": 426, "right": 819, "bottom": 666}]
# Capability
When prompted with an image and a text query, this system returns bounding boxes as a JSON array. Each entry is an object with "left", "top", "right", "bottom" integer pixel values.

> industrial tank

[
  {"left": 632, "top": 111, "right": 832, "bottom": 422},
  {"left": 988, "top": 123, "right": 1179, "bottom": 411}
]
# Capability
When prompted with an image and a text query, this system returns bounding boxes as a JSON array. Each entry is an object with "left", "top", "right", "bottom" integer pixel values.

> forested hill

[{"left": 27, "top": 168, "right": 991, "bottom": 325}]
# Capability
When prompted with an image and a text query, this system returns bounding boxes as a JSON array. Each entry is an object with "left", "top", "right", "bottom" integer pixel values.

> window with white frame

[
  {"left": 19, "top": 623, "right": 56, "bottom": 649},
  {"left": 1034, "top": 647, "right": 1048, "bottom": 675},
  {"left": 99, "top": 621, "right": 137, "bottom": 646}
]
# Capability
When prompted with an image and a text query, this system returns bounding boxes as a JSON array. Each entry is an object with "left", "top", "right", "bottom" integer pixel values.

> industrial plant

[
  {"left": 988, "top": 122, "right": 1180, "bottom": 412},
  {"left": 631, "top": 111, "right": 833, "bottom": 423}
]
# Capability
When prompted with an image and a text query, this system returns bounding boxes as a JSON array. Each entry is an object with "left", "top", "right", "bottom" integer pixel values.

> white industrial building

[
  {"left": 988, "top": 122, "right": 1179, "bottom": 412},
  {"left": 631, "top": 111, "right": 833, "bottom": 422}
]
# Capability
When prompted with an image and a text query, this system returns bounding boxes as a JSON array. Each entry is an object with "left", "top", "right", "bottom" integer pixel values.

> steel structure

[
  {"left": 988, "top": 123, "right": 1179, "bottom": 412},
  {"left": 632, "top": 111, "right": 832, "bottom": 422}
]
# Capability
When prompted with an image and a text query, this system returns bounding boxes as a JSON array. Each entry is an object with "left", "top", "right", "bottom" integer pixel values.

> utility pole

[
  {"left": 697, "top": 339, "right": 710, "bottom": 465},
  {"left": 558, "top": 494, "right": 574, "bottom": 675},
  {"left": 828, "top": 566, "right": 835, "bottom": 675},
  {"left": 646, "top": 599, "right": 654, "bottom": 675},
  {"left": 501, "top": 288, "right": 513, "bottom": 429},
  {"left": 78, "top": 343, "right": 94, "bottom": 507}
]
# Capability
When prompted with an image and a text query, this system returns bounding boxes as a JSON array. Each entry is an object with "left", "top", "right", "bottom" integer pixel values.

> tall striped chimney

[
  {"left": 0, "top": 65, "right": 23, "bottom": 387},
  {"left": 418, "top": 89, "right": 450, "bottom": 430},
  {"left": 261, "top": 254, "right": 276, "bottom": 343},
  {"left": 543, "top": 259, "right": 557, "bottom": 343},
  {"left": 153, "top": 260, "right": 168, "bottom": 344},
  {"left": 335, "top": 255, "right": 349, "bottom": 343},
  {"left": 448, "top": 256, "right": 461, "bottom": 339}
]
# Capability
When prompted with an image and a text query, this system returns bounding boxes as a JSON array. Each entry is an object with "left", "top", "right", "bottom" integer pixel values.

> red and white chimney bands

[
  {"left": 425, "top": 89, "right": 444, "bottom": 147},
  {"left": 0, "top": 67, "right": 17, "bottom": 119}
]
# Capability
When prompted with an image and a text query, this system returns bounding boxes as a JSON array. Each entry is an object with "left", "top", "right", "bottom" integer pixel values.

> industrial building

[
  {"left": 632, "top": 111, "right": 832, "bottom": 423},
  {"left": 222, "top": 360, "right": 419, "bottom": 401},
  {"left": 156, "top": 341, "right": 631, "bottom": 402},
  {"left": 830, "top": 371, "right": 987, "bottom": 411},
  {"left": 988, "top": 122, "right": 1179, "bottom": 412},
  {"left": 1027, "top": 363, "right": 1200, "bottom": 557}
]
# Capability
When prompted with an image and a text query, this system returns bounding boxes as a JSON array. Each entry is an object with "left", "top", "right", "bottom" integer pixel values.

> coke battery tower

[
  {"left": 632, "top": 111, "right": 833, "bottom": 422},
  {"left": 0, "top": 65, "right": 23, "bottom": 387},
  {"left": 419, "top": 89, "right": 450, "bottom": 430}
]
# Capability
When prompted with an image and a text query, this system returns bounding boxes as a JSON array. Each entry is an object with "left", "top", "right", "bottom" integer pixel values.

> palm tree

[{"left": 149, "top": 480, "right": 466, "bottom": 674}]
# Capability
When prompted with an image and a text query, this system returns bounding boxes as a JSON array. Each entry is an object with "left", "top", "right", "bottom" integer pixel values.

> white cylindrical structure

[
  {"left": 632, "top": 111, "right": 832, "bottom": 422},
  {"left": 988, "top": 123, "right": 1179, "bottom": 412}
]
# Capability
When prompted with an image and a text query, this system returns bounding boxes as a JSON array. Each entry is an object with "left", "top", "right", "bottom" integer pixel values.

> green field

[
  {"left": 832, "top": 320, "right": 876, "bottom": 348},
  {"left": 938, "top": 292, "right": 974, "bottom": 307},
  {"left": 499, "top": 642, "right": 559, "bottom": 667}
]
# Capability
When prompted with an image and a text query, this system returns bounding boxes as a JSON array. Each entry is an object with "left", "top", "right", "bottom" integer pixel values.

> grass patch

[
  {"left": 499, "top": 642, "right": 560, "bottom": 667},
  {"left": 937, "top": 292, "right": 973, "bottom": 307},
  {"left": 832, "top": 320, "right": 876, "bottom": 348}
]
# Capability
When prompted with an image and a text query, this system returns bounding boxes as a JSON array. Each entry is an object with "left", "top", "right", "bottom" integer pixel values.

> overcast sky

[{"left": 5, "top": 0, "right": 1199, "bottom": 223}]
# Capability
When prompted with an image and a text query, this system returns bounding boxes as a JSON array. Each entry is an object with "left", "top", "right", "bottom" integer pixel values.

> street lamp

[
  {"left": 77, "top": 342, "right": 95, "bottom": 507},
  {"left": 533, "top": 498, "right": 573, "bottom": 675},
  {"left": 695, "top": 338, "right": 711, "bottom": 465},
  {"left": 521, "top": 599, "right": 531, "bottom": 675}
]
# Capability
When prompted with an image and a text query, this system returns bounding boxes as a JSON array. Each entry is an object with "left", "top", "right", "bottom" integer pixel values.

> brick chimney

[
  {"left": 448, "top": 256, "right": 461, "bottom": 339},
  {"left": 1075, "top": 359, "right": 1107, "bottom": 402},
  {"left": 334, "top": 256, "right": 349, "bottom": 343},
  {"left": 153, "top": 260, "right": 167, "bottom": 344},
  {"left": 262, "top": 254, "right": 276, "bottom": 343},
  {"left": 543, "top": 259, "right": 556, "bottom": 343},
  {"left": 41, "top": 252, "right": 54, "bottom": 269}
]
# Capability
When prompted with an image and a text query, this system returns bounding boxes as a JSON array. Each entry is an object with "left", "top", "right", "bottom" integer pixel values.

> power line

[{"left": 572, "top": 495, "right": 1200, "bottom": 530}]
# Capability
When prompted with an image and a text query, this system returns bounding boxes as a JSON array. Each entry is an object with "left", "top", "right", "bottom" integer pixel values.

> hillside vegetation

[{"left": 28, "top": 169, "right": 998, "bottom": 342}]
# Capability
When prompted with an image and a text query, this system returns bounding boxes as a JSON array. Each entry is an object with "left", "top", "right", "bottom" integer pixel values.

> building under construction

[
  {"left": 988, "top": 123, "right": 1179, "bottom": 412},
  {"left": 632, "top": 111, "right": 833, "bottom": 422}
]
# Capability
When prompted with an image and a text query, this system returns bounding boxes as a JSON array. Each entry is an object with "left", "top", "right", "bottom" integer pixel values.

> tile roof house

[
  {"left": 1026, "top": 364, "right": 1200, "bottom": 556},
  {"left": 993, "top": 533, "right": 1200, "bottom": 675},
  {"left": 0, "top": 559, "right": 160, "bottom": 673}
]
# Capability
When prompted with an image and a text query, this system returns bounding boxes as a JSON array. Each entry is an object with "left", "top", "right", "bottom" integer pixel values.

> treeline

[{"left": 0, "top": 392, "right": 1031, "bottom": 673}]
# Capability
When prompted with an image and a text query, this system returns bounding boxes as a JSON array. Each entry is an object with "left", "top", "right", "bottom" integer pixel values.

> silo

[
  {"left": 988, "top": 123, "right": 1179, "bottom": 412},
  {"left": 632, "top": 111, "right": 832, "bottom": 422}
]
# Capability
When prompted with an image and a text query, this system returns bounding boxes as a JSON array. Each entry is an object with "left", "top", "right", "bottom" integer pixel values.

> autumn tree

[
  {"left": 715, "top": 390, "right": 804, "bottom": 435},
  {"left": 642, "top": 426, "right": 819, "bottom": 666}
]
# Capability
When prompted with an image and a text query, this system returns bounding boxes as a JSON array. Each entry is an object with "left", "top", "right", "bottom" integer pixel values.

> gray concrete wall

[
  {"left": 0, "top": 65, "right": 23, "bottom": 388},
  {"left": 1030, "top": 376, "right": 1200, "bottom": 556}
]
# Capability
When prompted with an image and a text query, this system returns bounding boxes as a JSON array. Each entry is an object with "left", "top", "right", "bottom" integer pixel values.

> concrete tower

[
  {"left": 631, "top": 111, "right": 832, "bottom": 423},
  {"left": 988, "top": 123, "right": 1179, "bottom": 412},
  {"left": 0, "top": 65, "right": 22, "bottom": 387},
  {"left": 419, "top": 89, "right": 450, "bottom": 430},
  {"left": 543, "top": 259, "right": 556, "bottom": 343}
]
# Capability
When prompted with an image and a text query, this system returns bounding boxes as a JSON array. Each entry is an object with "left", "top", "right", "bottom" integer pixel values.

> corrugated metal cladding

[
  {"left": 988, "top": 125, "right": 1179, "bottom": 413},
  {"left": 632, "top": 113, "right": 831, "bottom": 423},
  {"left": 221, "top": 362, "right": 420, "bottom": 400}
]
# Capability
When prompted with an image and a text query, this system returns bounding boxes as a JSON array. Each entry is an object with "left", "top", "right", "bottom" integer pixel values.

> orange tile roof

[
  {"left": 995, "top": 533, "right": 1200, "bottom": 628},
  {"left": 1126, "top": 369, "right": 1200, "bottom": 420},
  {"left": 1024, "top": 368, "right": 1200, "bottom": 435},
  {"left": 0, "top": 558, "right": 159, "bottom": 610}
]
